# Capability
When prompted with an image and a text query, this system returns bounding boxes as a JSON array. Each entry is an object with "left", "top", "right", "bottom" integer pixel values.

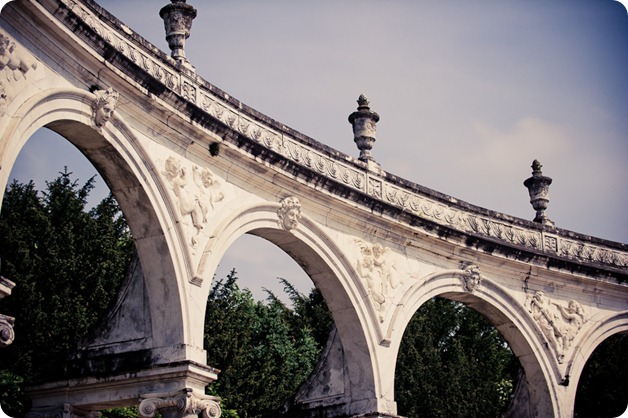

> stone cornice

[{"left": 24, "top": 0, "right": 628, "bottom": 277}]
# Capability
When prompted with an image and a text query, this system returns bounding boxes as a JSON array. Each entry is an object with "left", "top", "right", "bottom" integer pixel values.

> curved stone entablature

[
  {"left": 36, "top": 0, "right": 626, "bottom": 279},
  {"left": 7, "top": 0, "right": 628, "bottom": 305}
]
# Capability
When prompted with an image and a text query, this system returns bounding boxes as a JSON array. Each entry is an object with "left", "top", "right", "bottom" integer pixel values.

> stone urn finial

[
  {"left": 159, "top": 0, "right": 197, "bottom": 67},
  {"left": 348, "top": 94, "right": 380, "bottom": 162},
  {"left": 523, "top": 159, "right": 554, "bottom": 225}
]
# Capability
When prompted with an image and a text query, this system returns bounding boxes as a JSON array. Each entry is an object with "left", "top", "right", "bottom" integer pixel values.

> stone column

[{"left": 139, "top": 388, "right": 221, "bottom": 418}]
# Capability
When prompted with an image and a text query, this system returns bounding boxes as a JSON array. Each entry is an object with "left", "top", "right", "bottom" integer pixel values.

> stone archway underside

[{"left": 0, "top": 1, "right": 626, "bottom": 417}]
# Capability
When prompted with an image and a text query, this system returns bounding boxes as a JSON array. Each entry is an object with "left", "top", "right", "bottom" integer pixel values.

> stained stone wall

[{"left": 0, "top": 1, "right": 626, "bottom": 417}]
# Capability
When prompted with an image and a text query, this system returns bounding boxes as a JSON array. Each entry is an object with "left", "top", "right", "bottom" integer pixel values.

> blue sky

[{"left": 6, "top": 0, "right": 628, "bottom": 300}]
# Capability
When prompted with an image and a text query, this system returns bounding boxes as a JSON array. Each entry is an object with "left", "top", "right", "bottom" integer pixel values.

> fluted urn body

[
  {"left": 160, "top": 0, "right": 197, "bottom": 65},
  {"left": 348, "top": 95, "right": 380, "bottom": 161},
  {"left": 524, "top": 159, "right": 554, "bottom": 225}
]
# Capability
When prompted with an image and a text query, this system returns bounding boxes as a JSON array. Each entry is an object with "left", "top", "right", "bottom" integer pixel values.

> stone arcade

[{"left": 0, "top": 1, "right": 626, "bottom": 417}]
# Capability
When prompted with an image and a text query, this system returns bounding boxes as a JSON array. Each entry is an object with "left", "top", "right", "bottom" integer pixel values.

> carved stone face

[
  {"left": 283, "top": 207, "right": 300, "bottom": 230},
  {"left": 91, "top": 88, "right": 119, "bottom": 128},
  {"left": 94, "top": 101, "right": 115, "bottom": 127},
  {"left": 278, "top": 196, "right": 302, "bottom": 231}
]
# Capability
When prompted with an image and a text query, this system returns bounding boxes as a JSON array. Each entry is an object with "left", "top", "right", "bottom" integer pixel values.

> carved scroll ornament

[
  {"left": 526, "top": 291, "right": 587, "bottom": 363},
  {"left": 139, "top": 390, "right": 221, "bottom": 418},
  {"left": 0, "top": 313, "right": 15, "bottom": 347}
]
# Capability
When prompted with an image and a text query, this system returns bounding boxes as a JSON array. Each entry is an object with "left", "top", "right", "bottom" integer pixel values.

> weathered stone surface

[{"left": 0, "top": 1, "right": 626, "bottom": 417}]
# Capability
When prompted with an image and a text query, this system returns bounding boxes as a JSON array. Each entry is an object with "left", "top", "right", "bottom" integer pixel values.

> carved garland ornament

[
  {"left": 55, "top": 0, "right": 628, "bottom": 270},
  {"left": 355, "top": 239, "right": 399, "bottom": 323},
  {"left": 162, "top": 156, "right": 224, "bottom": 246},
  {"left": 526, "top": 290, "right": 587, "bottom": 363}
]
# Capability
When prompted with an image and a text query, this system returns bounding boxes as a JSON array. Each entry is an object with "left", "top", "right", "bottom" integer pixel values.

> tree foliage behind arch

[
  {"left": 0, "top": 169, "right": 133, "bottom": 414},
  {"left": 395, "top": 297, "right": 520, "bottom": 418}
]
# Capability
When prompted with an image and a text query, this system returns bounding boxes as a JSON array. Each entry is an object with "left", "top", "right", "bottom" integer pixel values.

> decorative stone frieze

[
  {"left": 139, "top": 389, "right": 221, "bottom": 418},
  {"left": 526, "top": 291, "right": 587, "bottom": 363},
  {"left": 277, "top": 196, "right": 302, "bottom": 232},
  {"left": 355, "top": 239, "right": 398, "bottom": 323},
  {"left": 50, "top": 0, "right": 628, "bottom": 274},
  {"left": 162, "top": 157, "right": 224, "bottom": 246},
  {"left": 460, "top": 263, "right": 483, "bottom": 293},
  {"left": 42, "top": 0, "right": 628, "bottom": 272},
  {"left": 91, "top": 87, "right": 119, "bottom": 129},
  {"left": 26, "top": 404, "right": 101, "bottom": 418}
]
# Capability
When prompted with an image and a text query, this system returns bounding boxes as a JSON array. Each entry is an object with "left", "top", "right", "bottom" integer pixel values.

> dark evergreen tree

[
  {"left": 204, "top": 270, "right": 332, "bottom": 418},
  {"left": 0, "top": 170, "right": 133, "bottom": 416},
  {"left": 395, "top": 297, "right": 519, "bottom": 418},
  {"left": 574, "top": 334, "right": 628, "bottom": 418}
]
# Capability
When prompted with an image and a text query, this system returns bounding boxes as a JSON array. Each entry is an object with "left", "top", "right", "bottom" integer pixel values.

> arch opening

[
  {"left": 574, "top": 332, "right": 628, "bottom": 417},
  {"left": 201, "top": 218, "right": 380, "bottom": 417},
  {"left": 204, "top": 232, "right": 335, "bottom": 417},
  {"left": 0, "top": 127, "right": 138, "bottom": 415},
  {"left": 391, "top": 280, "right": 558, "bottom": 418},
  {"left": 395, "top": 295, "right": 521, "bottom": 417},
  {"left": 0, "top": 89, "right": 200, "bottom": 411}
]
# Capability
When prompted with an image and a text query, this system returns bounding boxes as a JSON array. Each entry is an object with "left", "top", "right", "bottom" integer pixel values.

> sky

[{"left": 6, "top": 0, "right": 628, "bottom": 301}]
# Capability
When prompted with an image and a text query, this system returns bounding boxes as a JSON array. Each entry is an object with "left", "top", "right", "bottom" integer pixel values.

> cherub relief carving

[
  {"left": 355, "top": 239, "right": 398, "bottom": 322},
  {"left": 91, "top": 87, "right": 119, "bottom": 128},
  {"left": 526, "top": 290, "right": 587, "bottom": 363},
  {"left": 277, "top": 196, "right": 302, "bottom": 232},
  {"left": 0, "top": 32, "right": 39, "bottom": 117},
  {"left": 0, "top": 32, "right": 38, "bottom": 78},
  {"left": 162, "top": 157, "right": 224, "bottom": 246}
]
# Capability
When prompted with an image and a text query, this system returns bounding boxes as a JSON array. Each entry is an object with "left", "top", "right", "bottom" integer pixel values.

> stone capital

[
  {"left": 0, "top": 313, "right": 15, "bottom": 347},
  {"left": 139, "top": 388, "right": 221, "bottom": 418}
]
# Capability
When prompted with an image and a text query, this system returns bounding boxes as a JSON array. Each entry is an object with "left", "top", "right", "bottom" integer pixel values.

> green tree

[
  {"left": 204, "top": 270, "right": 332, "bottom": 418},
  {"left": 574, "top": 334, "right": 628, "bottom": 418},
  {"left": 395, "top": 297, "right": 519, "bottom": 418},
  {"left": 0, "top": 170, "right": 133, "bottom": 416}
]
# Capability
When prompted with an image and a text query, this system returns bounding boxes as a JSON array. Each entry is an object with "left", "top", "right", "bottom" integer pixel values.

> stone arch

[
  {"left": 387, "top": 270, "right": 561, "bottom": 418},
  {"left": 0, "top": 87, "right": 193, "bottom": 354},
  {"left": 564, "top": 310, "right": 628, "bottom": 410},
  {"left": 199, "top": 200, "right": 384, "bottom": 413}
]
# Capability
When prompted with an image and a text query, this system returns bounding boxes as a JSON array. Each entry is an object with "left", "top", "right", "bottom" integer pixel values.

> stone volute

[
  {"left": 348, "top": 94, "right": 380, "bottom": 162},
  {"left": 0, "top": 275, "right": 16, "bottom": 348},
  {"left": 159, "top": 0, "right": 197, "bottom": 67},
  {"left": 524, "top": 159, "right": 554, "bottom": 225}
]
